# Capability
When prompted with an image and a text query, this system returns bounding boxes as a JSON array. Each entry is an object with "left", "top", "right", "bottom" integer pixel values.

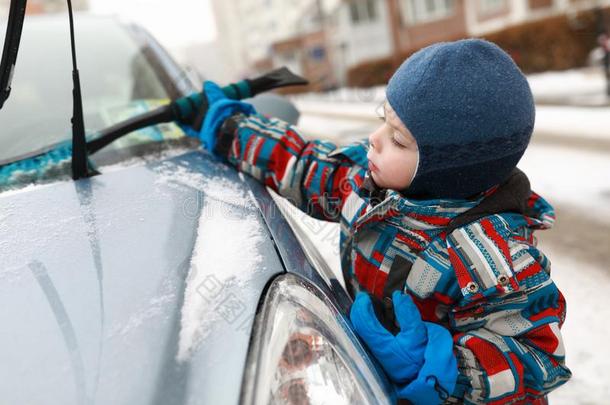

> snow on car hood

[
  {"left": 0, "top": 150, "right": 284, "bottom": 405},
  {"left": 153, "top": 162, "right": 267, "bottom": 362}
]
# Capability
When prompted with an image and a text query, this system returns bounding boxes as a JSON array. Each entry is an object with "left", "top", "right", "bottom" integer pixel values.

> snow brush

[{"left": 86, "top": 67, "right": 308, "bottom": 155}]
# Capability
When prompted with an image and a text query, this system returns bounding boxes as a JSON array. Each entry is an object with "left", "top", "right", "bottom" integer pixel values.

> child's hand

[
  {"left": 350, "top": 291, "right": 427, "bottom": 383},
  {"left": 179, "top": 81, "right": 255, "bottom": 152},
  {"left": 350, "top": 291, "right": 458, "bottom": 404}
]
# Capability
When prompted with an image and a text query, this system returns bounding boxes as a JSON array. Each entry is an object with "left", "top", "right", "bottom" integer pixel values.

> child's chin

[
  {"left": 371, "top": 174, "right": 388, "bottom": 189},
  {"left": 370, "top": 171, "right": 381, "bottom": 184}
]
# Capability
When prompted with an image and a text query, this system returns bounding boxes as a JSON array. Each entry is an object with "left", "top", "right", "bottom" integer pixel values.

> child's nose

[{"left": 369, "top": 128, "right": 381, "bottom": 151}]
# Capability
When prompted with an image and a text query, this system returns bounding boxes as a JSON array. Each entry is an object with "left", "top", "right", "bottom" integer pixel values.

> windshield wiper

[{"left": 0, "top": 0, "right": 27, "bottom": 110}]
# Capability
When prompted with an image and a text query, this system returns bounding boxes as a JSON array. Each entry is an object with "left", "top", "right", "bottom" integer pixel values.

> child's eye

[{"left": 391, "top": 137, "right": 406, "bottom": 148}]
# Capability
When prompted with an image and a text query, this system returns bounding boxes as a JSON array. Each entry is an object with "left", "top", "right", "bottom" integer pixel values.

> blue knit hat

[{"left": 386, "top": 39, "right": 535, "bottom": 199}]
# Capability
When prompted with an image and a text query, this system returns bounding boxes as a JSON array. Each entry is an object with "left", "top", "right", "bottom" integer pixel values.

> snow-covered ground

[
  {"left": 527, "top": 67, "right": 609, "bottom": 106},
  {"left": 542, "top": 244, "right": 610, "bottom": 404},
  {"left": 534, "top": 105, "right": 610, "bottom": 143},
  {"left": 519, "top": 144, "right": 610, "bottom": 225}
]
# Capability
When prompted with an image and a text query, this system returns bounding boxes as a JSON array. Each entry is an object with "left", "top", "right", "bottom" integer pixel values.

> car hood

[{"left": 0, "top": 151, "right": 284, "bottom": 405}]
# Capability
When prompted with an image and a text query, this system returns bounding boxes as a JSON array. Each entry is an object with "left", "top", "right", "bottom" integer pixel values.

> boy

[{"left": 189, "top": 39, "right": 571, "bottom": 404}]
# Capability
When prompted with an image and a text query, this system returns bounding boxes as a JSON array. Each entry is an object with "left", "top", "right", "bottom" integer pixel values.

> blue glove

[
  {"left": 350, "top": 291, "right": 427, "bottom": 383},
  {"left": 350, "top": 291, "right": 458, "bottom": 405},
  {"left": 182, "top": 81, "right": 255, "bottom": 152},
  {"left": 395, "top": 321, "right": 459, "bottom": 404}
]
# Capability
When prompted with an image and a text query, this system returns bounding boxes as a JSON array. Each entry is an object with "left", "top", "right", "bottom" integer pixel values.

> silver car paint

[{"left": 0, "top": 150, "right": 283, "bottom": 405}]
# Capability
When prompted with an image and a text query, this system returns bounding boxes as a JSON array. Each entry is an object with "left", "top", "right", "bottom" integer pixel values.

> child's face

[{"left": 367, "top": 102, "right": 419, "bottom": 190}]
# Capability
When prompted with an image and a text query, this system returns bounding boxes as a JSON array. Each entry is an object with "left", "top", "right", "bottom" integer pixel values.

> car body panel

[
  {"left": 0, "top": 150, "right": 284, "bottom": 405},
  {"left": 241, "top": 175, "right": 351, "bottom": 313}
]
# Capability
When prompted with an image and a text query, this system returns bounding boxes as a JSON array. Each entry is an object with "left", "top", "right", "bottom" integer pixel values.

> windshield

[{"left": 0, "top": 14, "right": 179, "bottom": 164}]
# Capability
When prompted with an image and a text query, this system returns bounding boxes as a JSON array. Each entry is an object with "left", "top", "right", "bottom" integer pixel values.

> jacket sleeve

[
  {"left": 214, "top": 112, "right": 368, "bottom": 222},
  {"left": 445, "top": 217, "right": 571, "bottom": 404}
]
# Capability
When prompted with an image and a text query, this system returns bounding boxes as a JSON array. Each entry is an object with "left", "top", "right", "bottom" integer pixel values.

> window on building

[
  {"left": 528, "top": 0, "right": 553, "bottom": 10},
  {"left": 479, "top": 0, "right": 506, "bottom": 14},
  {"left": 282, "top": 51, "right": 297, "bottom": 63},
  {"left": 349, "top": 0, "right": 378, "bottom": 24},
  {"left": 366, "top": 0, "right": 378, "bottom": 20},
  {"left": 400, "top": 0, "right": 455, "bottom": 25},
  {"left": 309, "top": 46, "right": 326, "bottom": 61},
  {"left": 350, "top": 2, "right": 360, "bottom": 22}
]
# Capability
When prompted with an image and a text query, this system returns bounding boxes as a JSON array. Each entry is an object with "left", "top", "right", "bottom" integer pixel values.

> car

[{"left": 0, "top": 11, "right": 395, "bottom": 405}]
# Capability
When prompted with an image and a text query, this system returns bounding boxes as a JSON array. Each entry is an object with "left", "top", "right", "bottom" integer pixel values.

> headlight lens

[{"left": 241, "top": 274, "right": 394, "bottom": 404}]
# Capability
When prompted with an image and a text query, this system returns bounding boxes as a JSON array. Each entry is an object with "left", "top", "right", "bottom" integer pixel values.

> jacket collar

[
  {"left": 355, "top": 171, "right": 481, "bottom": 231},
  {"left": 354, "top": 168, "right": 553, "bottom": 232}
]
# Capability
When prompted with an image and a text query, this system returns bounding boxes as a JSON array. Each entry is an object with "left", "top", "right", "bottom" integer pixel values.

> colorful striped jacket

[{"left": 215, "top": 112, "right": 571, "bottom": 404}]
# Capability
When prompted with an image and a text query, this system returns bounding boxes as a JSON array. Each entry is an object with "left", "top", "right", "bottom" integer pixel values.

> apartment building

[
  {"left": 332, "top": 0, "right": 610, "bottom": 85},
  {"left": 386, "top": 0, "right": 468, "bottom": 58},
  {"left": 209, "top": 0, "right": 609, "bottom": 85},
  {"left": 384, "top": 0, "right": 609, "bottom": 60},
  {"left": 327, "top": 0, "right": 395, "bottom": 84},
  {"left": 211, "top": 0, "right": 332, "bottom": 78},
  {"left": 466, "top": 0, "right": 610, "bottom": 35},
  {"left": 269, "top": 1, "right": 338, "bottom": 91}
]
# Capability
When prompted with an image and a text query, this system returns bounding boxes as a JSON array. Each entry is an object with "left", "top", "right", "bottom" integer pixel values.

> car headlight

[{"left": 241, "top": 274, "right": 394, "bottom": 405}]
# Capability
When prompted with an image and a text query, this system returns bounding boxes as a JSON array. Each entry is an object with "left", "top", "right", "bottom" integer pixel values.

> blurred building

[
  {"left": 465, "top": 0, "right": 607, "bottom": 36},
  {"left": 211, "top": 0, "right": 337, "bottom": 79},
  {"left": 388, "top": 0, "right": 468, "bottom": 57},
  {"left": 270, "top": 1, "right": 339, "bottom": 91},
  {"left": 210, "top": 0, "right": 340, "bottom": 89},
  {"left": 210, "top": 0, "right": 610, "bottom": 88},
  {"left": 272, "top": 29, "right": 337, "bottom": 92},
  {"left": 340, "top": 0, "right": 610, "bottom": 86},
  {"left": 327, "top": 0, "right": 394, "bottom": 86}
]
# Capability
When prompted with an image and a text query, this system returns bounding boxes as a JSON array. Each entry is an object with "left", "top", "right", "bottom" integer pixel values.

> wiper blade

[
  {"left": 0, "top": 0, "right": 27, "bottom": 110},
  {"left": 87, "top": 104, "right": 174, "bottom": 155}
]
